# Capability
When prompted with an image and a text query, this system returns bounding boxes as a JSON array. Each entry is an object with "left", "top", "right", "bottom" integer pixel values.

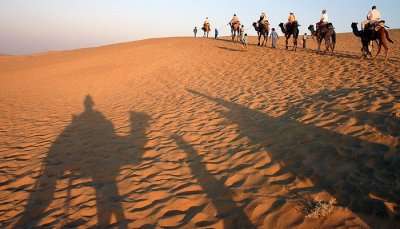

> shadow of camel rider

[
  {"left": 187, "top": 89, "right": 399, "bottom": 220},
  {"left": 14, "top": 95, "right": 150, "bottom": 228}
]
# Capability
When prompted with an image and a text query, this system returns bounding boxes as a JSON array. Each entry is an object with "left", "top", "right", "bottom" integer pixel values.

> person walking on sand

[
  {"left": 240, "top": 24, "right": 245, "bottom": 38},
  {"left": 193, "top": 26, "right": 198, "bottom": 38},
  {"left": 270, "top": 28, "right": 279, "bottom": 48},
  {"left": 240, "top": 25, "right": 247, "bottom": 47},
  {"left": 242, "top": 33, "right": 248, "bottom": 49},
  {"left": 215, "top": 28, "right": 219, "bottom": 39},
  {"left": 302, "top": 33, "right": 309, "bottom": 48}
]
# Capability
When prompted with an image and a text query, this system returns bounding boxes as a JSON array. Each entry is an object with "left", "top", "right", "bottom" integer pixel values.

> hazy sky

[{"left": 1, "top": 0, "right": 399, "bottom": 54}]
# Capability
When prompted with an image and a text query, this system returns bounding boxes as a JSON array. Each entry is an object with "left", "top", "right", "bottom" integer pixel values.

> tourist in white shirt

[
  {"left": 260, "top": 12, "right": 269, "bottom": 25},
  {"left": 362, "top": 6, "right": 381, "bottom": 29},
  {"left": 320, "top": 9, "right": 329, "bottom": 23},
  {"left": 368, "top": 6, "right": 381, "bottom": 21},
  {"left": 317, "top": 9, "right": 329, "bottom": 31}
]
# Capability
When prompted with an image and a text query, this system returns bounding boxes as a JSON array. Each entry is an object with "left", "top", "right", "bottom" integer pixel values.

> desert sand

[{"left": 0, "top": 31, "right": 399, "bottom": 229}]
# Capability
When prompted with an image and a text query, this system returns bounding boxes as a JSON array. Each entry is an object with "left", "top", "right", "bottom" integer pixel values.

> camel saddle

[
  {"left": 317, "top": 22, "right": 334, "bottom": 31},
  {"left": 231, "top": 21, "right": 241, "bottom": 27},
  {"left": 374, "top": 20, "right": 386, "bottom": 31},
  {"left": 258, "top": 19, "right": 269, "bottom": 26},
  {"left": 367, "top": 20, "right": 386, "bottom": 31}
]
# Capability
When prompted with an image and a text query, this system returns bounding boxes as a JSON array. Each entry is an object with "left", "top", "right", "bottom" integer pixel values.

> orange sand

[{"left": 0, "top": 31, "right": 399, "bottom": 228}]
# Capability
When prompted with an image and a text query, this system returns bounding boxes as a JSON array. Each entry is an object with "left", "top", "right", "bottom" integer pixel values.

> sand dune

[{"left": 0, "top": 31, "right": 399, "bottom": 228}]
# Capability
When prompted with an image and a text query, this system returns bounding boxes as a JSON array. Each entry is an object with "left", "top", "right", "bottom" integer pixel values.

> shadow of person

[
  {"left": 172, "top": 134, "right": 255, "bottom": 229},
  {"left": 187, "top": 89, "right": 399, "bottom": 225},
  {"left": 14, "top": 95, "right": 150, "bottom": 228}
]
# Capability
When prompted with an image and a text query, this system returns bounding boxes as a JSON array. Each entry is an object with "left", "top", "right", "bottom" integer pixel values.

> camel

[
  {"left": 253, "top": 21, "right": 269, "bottom": 46},
  {"left": 230, "top": 22, "right": 241, "bottom": 43},
  {"left": 279, "top": 22, "right": 299, "bottom": 51},
  {"left": 308, "top": 23, "right": 336, "bottom": 54},
  {"left": 202, "top": 23, "right": 211, "bottom": 38},
  {"left": 351, "top": 22, "right": 394, "bottom": 61}
]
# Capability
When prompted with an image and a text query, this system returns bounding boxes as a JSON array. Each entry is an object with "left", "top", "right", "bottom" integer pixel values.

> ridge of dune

[
  {"left": 0, "top": 30, "right": 399, "bottom": 228},
  {"left": 0, "top": 29, "right": 397, "bottom": 57}
]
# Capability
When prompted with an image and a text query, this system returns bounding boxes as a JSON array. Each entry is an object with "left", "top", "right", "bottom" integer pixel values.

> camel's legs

[
  {"left": 330, "top": 39, "right": 335, "bottom": 54},
  {"left": 375, "top": 41, "right": 382, "bottom": 59},
  {"left": 318, "top": 38, "right": 322, "bottom": 52},
  {"left": 382, "top": 41, "right": 389, "bottom": 62},
  {"left": 261, "top": 35, "right": 264, "bottom": 46},
  {"left": 262, "top": 34, "right": 267, "bottom": 46},
  {"left": 234, "top": 31, "right": 237, "bottom": 43},
  {"left": 366, "top": 44, "right": 373, "bottom": 58},
  {"left": 325, "top": 38, "right": 330, "bottom": 52},
  {"left": 236, "top": 31, "right": 239, "bottom": 43},
  {"left": 384, "top": 48, "right": 389, "bottom": 62},
  {"left": 285, "top": 36, "right": 289, "bottom": 49}
]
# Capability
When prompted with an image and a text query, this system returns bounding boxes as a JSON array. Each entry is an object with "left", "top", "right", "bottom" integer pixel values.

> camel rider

[
  {"left": 362, "top": 6, "right": 381, "bottom": 30},
  {"left": 317, "top": 9, "right": 329, "bottom": 31},
  {"left": 288, "top": 12, "right": 296, "bottom": 24},
  {"left": 286, "top": 12, "right": 296, "bottom": 30},
  {"left": 230, "top": 14, "right": 240, "bottom": 25},
  {"left": 259, "top": 12, "right": 269, "bottom": 25},
  {"left": 204, "top": 17, "right": 210, "bottom": 26}
]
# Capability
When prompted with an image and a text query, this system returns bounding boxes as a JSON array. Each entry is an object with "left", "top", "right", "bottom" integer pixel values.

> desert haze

[{"left": 0, "top": 31, "right": 399, "bottom": 228}]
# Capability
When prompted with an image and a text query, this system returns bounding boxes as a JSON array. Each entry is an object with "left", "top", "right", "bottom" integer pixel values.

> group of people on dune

[{"left": 194, "top": 5, "right": 385, "bottom": 48}]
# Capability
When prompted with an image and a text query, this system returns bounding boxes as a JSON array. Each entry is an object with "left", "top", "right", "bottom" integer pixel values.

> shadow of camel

[
  {"left": 297, "top": 45, "right": 400, "bottom": 63},
  {"left": 217, "top": 46, "right": 247, "bottom": 52},
  {"left": 172, "top": 134, "right": 255, "bottom": 229},
  {"left": 215, "top": 37, "right": 260, "bottom": 47},
  {"left": 215, "top": 33, "right": 400, "bottom": 63},
  {"left": 187, "top": 89, "right": 399, "bottom": 227},
  {"left": 14, "top": 95, "right": 150, "bottom": 228}
]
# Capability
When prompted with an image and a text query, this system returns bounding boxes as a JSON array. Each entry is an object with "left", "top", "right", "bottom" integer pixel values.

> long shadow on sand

[
  {"left": 14, "top": 95, "right": 150, "bottom": 228},
  {"left": 215, "top": 37, "right": 261, "bottom": 47},
  {"left": 216, "top": 36, "right": 400, "bottom": 63},
  {"left": 294, "top": 47, "right": 400, "bottom": 63},
  {"left": 172, "top": 134, "right": 255, "bottom": 229},
  {"left": 217, "top": 46, "right": 247, "bottom": 52},
  {"left": 187, "top": 89, "right": 400, "bottom": 227}
]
